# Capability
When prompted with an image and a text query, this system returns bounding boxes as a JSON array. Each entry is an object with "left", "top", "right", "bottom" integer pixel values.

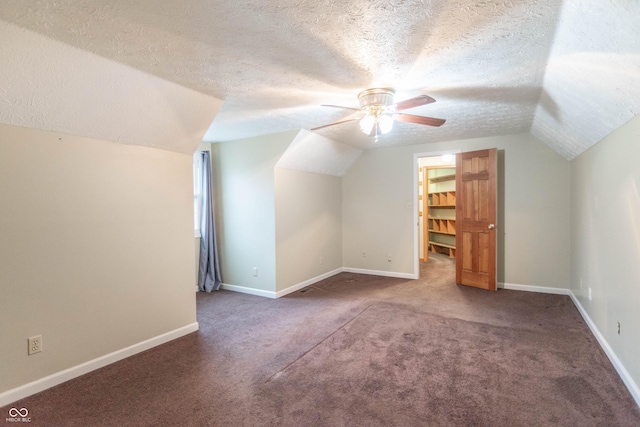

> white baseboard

[
  {"left": 275, "top": 268, "right": 344, "bottom": 298},
  {"left": 498, "top": 282, "right": 571, "bottom": 295},
  {"left": 220, "top": 283, "right": 277, "bottom": 299},
  {"left": 344, "top": 267, "right": 415, "bottom": 280},
  {"left": 221, "top": 269, "right": 345, "bottom": 299},
  {"left": 568, "top": 291, "right": 640, "bottom": 408},
  {"left": 221, "top": 267, "right": 414, "bottom": 299},
  {"left": 0, "top": 322, "right": 199, "bottom": 407}
]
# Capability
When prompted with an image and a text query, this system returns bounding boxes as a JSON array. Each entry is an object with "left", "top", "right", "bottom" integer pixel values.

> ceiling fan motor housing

[{"left": 358, "top": 88, "right": 395, "bottom": 110}]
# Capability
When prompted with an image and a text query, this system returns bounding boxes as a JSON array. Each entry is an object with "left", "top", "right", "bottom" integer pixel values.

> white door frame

[{"left": 412, "top": 149, "right": 461, "bottom": 279}]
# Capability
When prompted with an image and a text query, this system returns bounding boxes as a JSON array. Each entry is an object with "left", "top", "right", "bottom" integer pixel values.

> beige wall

[
  {"left": 570, "top": 113, "right": 640, "bottom": 390},
  {"left": 215, "top": 131, "right": 296, "bottom": 292},
  {"left": 342, "top": 133, "right": 571, "bottom": 287},
  {"left": 342, "top": 147, "right": 417, "bottom": 275},
  {"left": 275, "top": 168, "right": 342, "bottom": 291},
  {"left": 0, "top": 124, "right": 197, "bottom": 394}
]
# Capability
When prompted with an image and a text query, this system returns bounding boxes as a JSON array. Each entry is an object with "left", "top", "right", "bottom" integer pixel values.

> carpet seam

[{"left": 264, "top": 304, "right": 373, "bottom": 383}]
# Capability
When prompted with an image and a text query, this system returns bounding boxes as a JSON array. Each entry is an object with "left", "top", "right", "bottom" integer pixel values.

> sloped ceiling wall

[
  {"left": 0, "top": 21, "right": 222, "bottom": 154},
  {"left": 276, "top": 129, "right": 363, "bottom": 177},
  {"left": 531, "top": 0, "right": 640, "bottom": 160}
]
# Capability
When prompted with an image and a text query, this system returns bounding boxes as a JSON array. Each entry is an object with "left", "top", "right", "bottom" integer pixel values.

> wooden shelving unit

[
  {"left": 430, "top": 191, "right": 456, "bottom": 208},
  {"left": 429, "top": 218, "right": 456, "bottom": 235},
  {"left": 428, "top": 171, "right": 456, "bottom": 258}
]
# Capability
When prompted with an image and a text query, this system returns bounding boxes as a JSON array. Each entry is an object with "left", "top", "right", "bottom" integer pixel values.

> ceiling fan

[{"left": 311, "top": 88, "right": 446, "bottom": 141}]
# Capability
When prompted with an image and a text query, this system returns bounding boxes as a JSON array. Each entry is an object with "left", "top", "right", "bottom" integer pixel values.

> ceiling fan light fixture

[
  {"left": 359, "top": 112, "right": 394, "bottom": 136},
  {"left": 359, "top": 114, "right": 376, "bottom": 134},
  {"left": 378, "top": 114, "right": 394, "bottom": 134},
  {"left": 357, "top": 88, "right": 396, "bottom": 136}
]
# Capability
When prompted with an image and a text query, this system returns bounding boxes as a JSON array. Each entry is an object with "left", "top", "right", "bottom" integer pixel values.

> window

[{"left": 193, "top": 152, "right": 204, "bottom": 237}]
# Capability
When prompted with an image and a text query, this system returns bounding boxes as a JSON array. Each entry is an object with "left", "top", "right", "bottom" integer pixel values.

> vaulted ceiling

[{"left": 1, "top": 1, "right": 639, "bottom": 160}]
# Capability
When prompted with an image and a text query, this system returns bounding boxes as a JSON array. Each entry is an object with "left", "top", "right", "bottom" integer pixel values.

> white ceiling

[{"left": 1, "top": 0, "right": 639, "bottom": 160}]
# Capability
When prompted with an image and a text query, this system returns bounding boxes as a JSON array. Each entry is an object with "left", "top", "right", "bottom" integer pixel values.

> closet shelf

[
  {"left": 428, "top": 241, "right": 455, "bottom": 249},
  {"left": 429, "top": 218, "right": 456, "bottom": 234},
  {"left": 429, "top": 241, "right": 456, "bottom": 258},
  {"left": 428, "top": 229, "right": 456, "bottom": 236},
  {"left": 429, "top": 174, "right": 455, "bottom": 184},
  {"left": 429, "top": 191, "right": 456, "bottom": 206}
]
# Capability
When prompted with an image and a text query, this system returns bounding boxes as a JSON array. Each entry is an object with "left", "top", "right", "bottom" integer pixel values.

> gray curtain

[{"left": 198, "top": 151, "right": 222, "bottom": 292}]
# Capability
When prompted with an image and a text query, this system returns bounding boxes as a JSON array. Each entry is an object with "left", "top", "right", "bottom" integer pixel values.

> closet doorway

[{"left": 417, "top": 154, "right": 457, "bottom": 276}]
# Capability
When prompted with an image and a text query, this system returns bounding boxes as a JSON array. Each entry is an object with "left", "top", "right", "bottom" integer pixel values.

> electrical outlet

[
  {"left": 579, "top": 278, "right": 583, "bottom": 290},
  {"left": 588, "top": 287, "right": 592, "bottom": 301},
  {"left": 28, "top": 335, "right": 42, "bottom": 355},
  {"left": 617, "top": 322, "right": 621, "bottom": 335},
  {"left": 387, "top": 253, "right": 392, "bottom": 262},
  {"left": 362, "top": 251, "right": 366, "bottom": 258},
  {"left": 252, "top": 267, "right": 258, "bottom": 277}
]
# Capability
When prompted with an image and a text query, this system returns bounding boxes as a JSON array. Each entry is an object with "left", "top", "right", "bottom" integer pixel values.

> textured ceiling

[{"left": 1, "top": 0, "right": 639, "bottom": 159}]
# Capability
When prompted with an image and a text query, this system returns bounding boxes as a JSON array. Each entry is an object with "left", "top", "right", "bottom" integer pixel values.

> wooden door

[{"left": 455, "top": 149, "right": 497, "bottom": 291}]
